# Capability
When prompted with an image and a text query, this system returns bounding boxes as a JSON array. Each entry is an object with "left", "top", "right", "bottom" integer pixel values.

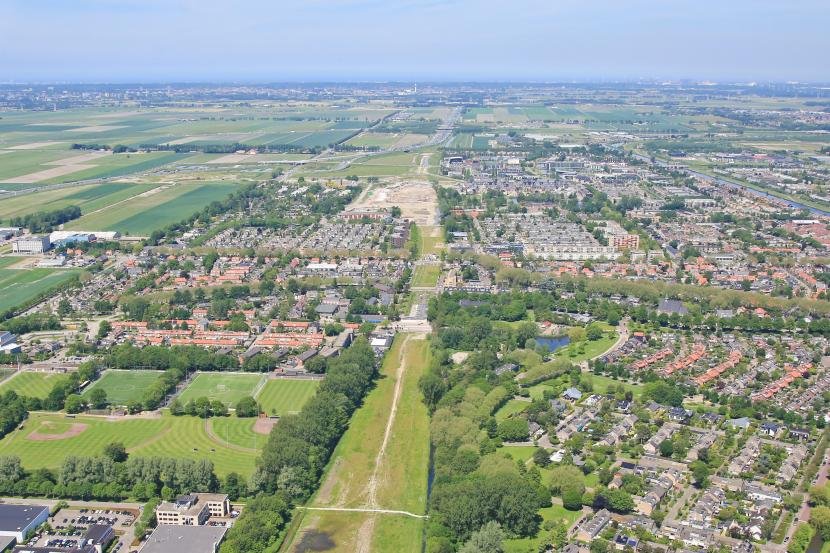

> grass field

[
  {"left": 417, "top": 226, "right": 445, "bottom": 256},
  {"left": 82, "top": 370, "right": 162, "bottom": 406},
  {"left": 411, "top": 264, "right": 441, "bottom": 287},
  {"left": 495, "top": 399, "right": 531, "bottom": 422},
  {"left": 64, "top": 181, "right": 239, "bottom": 236},
  {"left": 289, "top": 335, "right": 431, "bottom": 552},
  {"left": 0, "top": 266, "right": 80, "bottom": 314},
  {"left": 177, "top": 372, "right": 266, "bottom": 407},
  {"left": 0, "top": 371, "right": 69, "bottom": 399},
  {"left": 255, "top": 378, "right": 319, "bottom": 416},
  {"left": 209, "top": 417, "right": 266, "bottom": 450},
  {"left": 0, "top": 412, "right": 259, "bottom": 476},
  {"left": 0, "top": 182, "right": 159, "bottom": 220},
  {"left": 502, "top": 504, "right": 582, "bottom": 553}
]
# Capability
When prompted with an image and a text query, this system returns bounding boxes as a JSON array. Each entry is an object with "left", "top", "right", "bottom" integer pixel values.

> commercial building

[
  {"left": 155, "top": 493, "right": 230, "bottom": 526},
  {"left": 0, "top": 504, "right": 49, "bottom": 541},
  {"left": 139, "top": 525, "right": 227, "bottom": 553},
  {"left": 11, "top": 236, "right": 50, "bottom": 254}
]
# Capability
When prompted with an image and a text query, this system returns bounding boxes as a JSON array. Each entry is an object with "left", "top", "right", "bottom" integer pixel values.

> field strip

[
  {"left": 296, "top": 506, "right": 428, "bottom": 519},
  {"left": 0, "top": 164, "right": 97, "bottom": 184},
  {"left": 77, "top": 183, "right": 167, "bottom": 217},
  {"left": 365, "top": 333, "right": 413, "bottom": 508},
  {"left": 7, "top": 141, "right": 66, "bottom": 150}
]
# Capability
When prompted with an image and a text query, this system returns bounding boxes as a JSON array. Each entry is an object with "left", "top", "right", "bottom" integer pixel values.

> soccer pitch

[
  {"left": 176, "top": 372, "right": 266, "bottom": 407},
  {"left": 82, "top": 370, "right": 163, "bottom": 406}
]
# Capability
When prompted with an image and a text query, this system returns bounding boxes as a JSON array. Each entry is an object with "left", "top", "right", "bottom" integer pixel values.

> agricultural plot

[
  {"left": 82, "top": 370, "right": 163, "bottom": 406},
  {"left": 177, "top": 372, "right": 266, "bottom": 407},
  {"left": 0, "top": 371, "right": 70, "bottom": 399},
  {"left": 64, "top": 181, "right": 239, "bottom": 236},
  {"left": 255, "top": 378, "right": 319, "bottom": 416},
  {"left": 0, "top": 182, "right": 159, "bottom": 220},
  {"left": 0, "top": 266, "right": 80, "bottom": 314},
  {"left": 0, "top": 412, "right": 259, "bottom": 476}
]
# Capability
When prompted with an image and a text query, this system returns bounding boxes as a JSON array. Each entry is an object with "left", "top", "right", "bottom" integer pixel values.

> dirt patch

[
  {"left": 355, "top": 515, "right": 376, "bottom": 553},
  {"left": 8, "top": 141, "right": 66, "bottom": 150},
  {"left": 314, "top": 458, "right": 342, "bottom": 505},
  {"left": 1, "top": 164, "right": 96, "bottom": 184},
  {"left": 346, "top": 181, "right": 438, "bottom": 225},
  {"left": 68, "top": 125, "right": 126, "bottom": 133},
  {"left": 253, "top": 417, "right": 277, "bottom": 435},
  {"left": 28, "top": 422, "right": 88, "bottom": 441},
  {"left": 293, "top": 530, "right": 336, "bottom": 553},
  {"left": 45, "top": 151, "right": 110, "bottom": 166}
]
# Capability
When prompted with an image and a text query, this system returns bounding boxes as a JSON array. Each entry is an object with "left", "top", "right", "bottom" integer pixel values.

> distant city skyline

[{"left": 1, "top": 0, "right": 827, "bottom": 83}]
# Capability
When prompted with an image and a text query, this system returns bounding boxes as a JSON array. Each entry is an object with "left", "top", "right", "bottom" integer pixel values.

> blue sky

[{"left": 0, "top": 0, "right": 827, "bottom": 82}]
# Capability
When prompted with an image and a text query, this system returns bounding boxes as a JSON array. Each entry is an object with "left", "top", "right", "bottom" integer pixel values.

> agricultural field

[
  {"left": 255, "top": 378, "right": 319, "bottom": 416},
  {"left": 81, "top": 370, "right": 163, "bottom": 406},
  {"left": 0, "top": 264, "right": 80, "bottom": 315},
  {"left": 63, "top": 180, "right": 240, "bottom": 236},
  {"left": 0, "top": 371, "right": 70, "bottom": 399},
  {"left": 177, "top": 372, "right": 267, "bottom": 407},
  {"left": 0, "top": 412, "right": 259, "bottom": 476},
  {"left": 0, "top": 181, "right": 159, "bottom": 220}
]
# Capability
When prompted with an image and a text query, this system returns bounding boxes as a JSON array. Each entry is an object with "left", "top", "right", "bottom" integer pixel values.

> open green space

[
  {"left": 0, "top": 371, "right": 70, "bottom": 399},
  {"left": 494, "top": 399, "right": 531, "bottom": 422},
  {"left": 289, "top": 335, "right": 430, "bottom": 552},
  {"left": 208, "top": 417, "right": 266, "bottom": 450},
  {"left": 411, "top": 264, "right": 441, "bottom": 287},
  {"left": 64, "top": 181, "right": 239, "bottom": 236},
  {"left": 81, "top": 370, "right": 163, "bottom": 406},
  {"left": 177, "top": 372, "right": 266, "bottom": 407},
  {"left": 255, "top": 378, "right": 319, "bottom": 416},
  {"left": 502, "top": 504, "right": 582, "bottom": 553},
  {"left": 588, "top": 373, "right": 644, "bottom": 399},
  {"left": 0, "top": 412, "right": 259, "bottom": 477},
  {"left": 0, "top": 182, "right": 159, "bottom": 220},
  {"left": 0, "top": 267, "right": 80, "bottom": 314}
]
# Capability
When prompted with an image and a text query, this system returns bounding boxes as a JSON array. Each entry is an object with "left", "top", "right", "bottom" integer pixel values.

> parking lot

[{"left": 32, "top": 507, "right": 138, "bottom": 552}]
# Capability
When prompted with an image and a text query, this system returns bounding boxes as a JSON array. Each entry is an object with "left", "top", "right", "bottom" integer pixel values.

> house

[
  {"left": 494, "top": 363, "right": 519, "bottom": 376},
  {"left": 668, "top": 407, "right": 692, "bottom": 423},
  {"left": 563, "top": 387, "right": 583, "bottom": 401},
  {"left": 0, "top": 504, "right": 50, "bottom": 541},
  {"left": 576, "top": 509, "right": 611, "bottom": 542},
  {"left": 657, "top": 299, "right": 688, "bottom": 316},
  {"left": 759, "top": 422, "right": 781, "bottom": 437},
  {"left": 727, "top": 417, "right": 751, "bottom": 431},
  {"left": 789, "top": 428, "right": 810, "bottom": 441}
]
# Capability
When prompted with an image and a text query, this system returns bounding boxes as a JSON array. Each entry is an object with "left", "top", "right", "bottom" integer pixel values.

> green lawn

[
  {"left": 503, "top": 504, "right": 582, "bottom": 553},
  {"left": 495, "top": 399, "right": 531, "bottom": 422},
  {"left": 418, "top": 226, "right": 445, "bottom": 256},
  {"left": 0, "top": 267, "right": 80, "bottom": 314},
  {"left": 255, "top": 378, "right": 319, "bottom": 416},
  {"left": 0, "top": 412, "right": 259, "bottom": 477},
  {"left": 177, "top": 372, "right": 266, "bottom": 407},
  {"left": 208, "top": 417, "right": 267, "bottom": 450},
  {"left": 0, "top": 371, "right": 69, "bottom": 399},
  {"left": 587, "top": 374, "right": 644, "bottom": 399},
  {"left": 411, "top": 264, "right": 441, "bottom": 287},
  {"left": 553, "top": 332, "right": 618, "bottom": 363},
  {"left": 82, "top": 370, "right": 162, "bottom": 406}
]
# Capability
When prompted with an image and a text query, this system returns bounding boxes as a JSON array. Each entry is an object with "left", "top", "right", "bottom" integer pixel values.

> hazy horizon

[{"left": 1, "top": 0, "right": 828, "bottom": 83}]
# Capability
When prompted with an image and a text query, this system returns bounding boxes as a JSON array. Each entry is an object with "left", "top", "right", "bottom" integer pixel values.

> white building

[{"left": 12, "top": 235, "right": 50, "bottom": 254}]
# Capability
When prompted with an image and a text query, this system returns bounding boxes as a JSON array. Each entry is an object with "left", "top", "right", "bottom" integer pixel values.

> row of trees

[{"left": 8, "top": 205, "right": 81, "bottom": 233}]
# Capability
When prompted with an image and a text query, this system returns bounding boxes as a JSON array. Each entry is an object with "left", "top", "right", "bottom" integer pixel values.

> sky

[{"left": 0, "top": 0, "right": 827, "bottom": 83}]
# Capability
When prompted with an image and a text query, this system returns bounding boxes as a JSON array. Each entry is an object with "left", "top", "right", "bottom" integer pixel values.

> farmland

[
  {"left": 0, "top": 371, "right": 70, "bottom": 399},
  {"left": 0, "top": 265, "right": 80, "bottom": 314},
  {"left": 81, "top": 370, "right": 163, "bottom": 406},
  {"left": 0, "top": 181, "right": 159, "bottom": 220},
  {"left": 0, "top": 412, "right": 260, "bottom": 477},
  {"left": 63, "top": 180, "right": 240, "bottom": 236},
  {"left": 177, "top": 372, "right": 267, "bottom": 407},
  {"left": 255, "top": 378, "right": 320, "bottom": 416}
]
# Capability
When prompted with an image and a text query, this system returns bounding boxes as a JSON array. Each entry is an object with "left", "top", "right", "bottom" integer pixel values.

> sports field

[
  {"left": 255, "top": 378, "right": 320, "bottom": 416},
  {"left": 177, "top": 372, "right": 266, "bottom": 407},
  {"left": 0, "top": 412, "right": 259, "bottom": 476},
  {"left": 82, "top": 370, "right": 163, "bottom": 406},
  {"left": 209, "top": 417, "right": 269, "bottom": 450},
  {"left": 0, "top": 266, "right": 80, "bottom": 314},
  {"left": 0, "top": 371, "right": 70, "bottom": 399},
  {"left": 64, "top": 181, "right": 239, "bottom": 236}
]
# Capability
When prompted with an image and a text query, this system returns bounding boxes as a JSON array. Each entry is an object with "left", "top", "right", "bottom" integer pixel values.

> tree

[
  {"left": 64, "top": 394, "right": 85, "bottom": 414},
  {"left": 659, "top": 439, "right": 674, "bottom": 457},
  {"left": 235, "top": 396, "right": 260, "bottom": 418},
  {"left": 691, "top": 461, "right": 710, "bottom": 488},
  {"left": 586, "top": 323, "right": 604, "bottom": 341},
  {"left": 97, "top": 320, "right": 112, "bottom": 339},
  {"left": 89, "top": 388, "right": 108, "bottom": 409},
  {"left": 458, "top": 521, "right": 504, "bottom": 553},
  {"left": 596, "top": 488, "right": 635, "bottom": 513},
  {"left": 103, "top": 442, "right": 128, "bottom": 463},
  {"left": 811, "top": 505, "right": 830, "bottom": 541},
  {"left": 497, "top": 418, "right": 529, "bottom": 442},
  {"left": 562, "top": 483, "right": 584, "bottom": 511},
  {"left": 211, "top": 400, "right": 228, "bottom": 417},
  {"left": 57, "top": 298, "right": 72, "bottom": 317},
  {"left": 533, "top": 448, "right": 551, "bottom": 468}
]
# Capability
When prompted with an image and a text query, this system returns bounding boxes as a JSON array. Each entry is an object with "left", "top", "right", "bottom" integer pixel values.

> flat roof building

[
  {"left": 155, "top": 493, "right": 230, "bottom": 526},
  {"left": 139, "top": 525, "right": 227, "bottom": 553},
  {"left": 0, "top": 504, "right": 49, "bottom": 541},
  {"left": 11, "top": 236, "right": 50, "bottom": 255}
]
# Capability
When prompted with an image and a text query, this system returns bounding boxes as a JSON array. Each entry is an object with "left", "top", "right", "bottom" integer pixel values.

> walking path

[{"left": 297, "top": 506, "right": 428, "bottom": 519}]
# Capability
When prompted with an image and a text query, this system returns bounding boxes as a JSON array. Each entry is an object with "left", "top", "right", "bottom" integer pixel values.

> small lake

[{"left": 535, "top": 335, "right": 570, "bottom": 352}]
